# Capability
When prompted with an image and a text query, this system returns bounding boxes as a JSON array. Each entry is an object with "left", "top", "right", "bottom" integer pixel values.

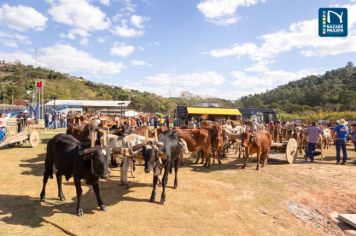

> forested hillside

[
  {"left": 0, "top": 63, "right": 231, "bottom": 113},
  {"left": 238, "top": 62, "right": 356, "bottom": 113},
  {"left": 0, "top": 62, "right": 355, "bottom": 114}
]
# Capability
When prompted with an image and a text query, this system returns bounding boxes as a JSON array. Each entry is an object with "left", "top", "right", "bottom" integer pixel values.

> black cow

[
  {"left": 40, "top": 134, "right": 110, "bottom": 216},
  {"left": 143, "top": 130, "right": 180, "bottom": 205}
]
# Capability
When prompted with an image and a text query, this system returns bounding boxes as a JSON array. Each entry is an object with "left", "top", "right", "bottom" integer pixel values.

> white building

[{"left": 45, "top": 100, "right": 131, "bottom": 115}]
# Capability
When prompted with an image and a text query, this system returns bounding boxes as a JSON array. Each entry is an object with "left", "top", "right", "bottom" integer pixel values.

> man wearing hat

[
  {"left": 303, "top": 121, "right": 323, "bottom": 162},
  {"left": 334, "top": 119, "right": 349, "bottom": 164}
]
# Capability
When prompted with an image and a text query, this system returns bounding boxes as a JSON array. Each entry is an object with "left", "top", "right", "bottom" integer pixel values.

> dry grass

[{"left": 0, "top": 130, "right": 355, "bottom": 236}]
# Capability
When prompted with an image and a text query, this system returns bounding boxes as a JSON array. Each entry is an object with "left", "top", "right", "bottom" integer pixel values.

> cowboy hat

[{"left": 337, "top": 119, "right": 348, "bottom": 125}]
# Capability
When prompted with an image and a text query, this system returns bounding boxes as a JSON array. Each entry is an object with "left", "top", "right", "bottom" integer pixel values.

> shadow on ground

[
  {"left": 20, "top": 154, "right": 46, "bottom": 176},
  {"left": 0, "top": 178, "right": 141, "bottom": 228}
]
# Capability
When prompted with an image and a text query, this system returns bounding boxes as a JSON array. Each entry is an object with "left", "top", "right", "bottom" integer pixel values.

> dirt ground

[{"left": 0, "top": 130, "right": 356, "bottom": 236}]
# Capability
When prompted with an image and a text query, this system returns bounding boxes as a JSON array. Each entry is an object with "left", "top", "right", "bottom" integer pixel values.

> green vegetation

[
  {"left": 0, "top": 63, "right": 177, "bottom": 113},
  {"left": 0, "top": 62, "right": 355, "bottom": 118},
  {"left": 238, "top": 62, "right": 356, "bottom": 114}
]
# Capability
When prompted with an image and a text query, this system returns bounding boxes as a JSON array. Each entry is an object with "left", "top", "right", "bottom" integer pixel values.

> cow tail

[
  {"left": 44, "top": 159, "right": 54, "bottom": 179},
  {"left": 44, "top": 140, "right": 54, "bottom": 179}
]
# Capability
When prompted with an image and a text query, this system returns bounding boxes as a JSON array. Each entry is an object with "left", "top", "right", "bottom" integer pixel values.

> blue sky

[{"left": 0, "top": 0, "right": 355, "bottom": 99}]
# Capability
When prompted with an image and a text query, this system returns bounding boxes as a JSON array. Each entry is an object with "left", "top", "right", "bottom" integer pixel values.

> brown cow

[
  {"left": 135, "top": 126, "right": 169, "bottom": 138},
  {"left": 241, "top": 131, "right": 272, "bottom": 170},
  {"left": 175, "top": 128, "right": 212, "bottom": 167},
  {"left": 195, "top": 121, "right": 225, "bottom": 165},
  {"left": 66, "top": 121, "right": 91, "bottom": 142},
  {"left": 207, "top": 125, "right": 224, "bottom": 165}
]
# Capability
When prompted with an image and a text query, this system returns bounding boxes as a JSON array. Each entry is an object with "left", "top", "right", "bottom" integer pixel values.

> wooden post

[
  {"left": 91, "top": 131, "right": 96, "bottom": 147},
  {"left": 154, "top": 128, "right": 158, "bottom": 142}
]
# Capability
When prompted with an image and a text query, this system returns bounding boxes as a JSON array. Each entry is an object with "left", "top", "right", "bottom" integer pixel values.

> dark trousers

[
  {"left": 336, "top": 139, "right": 347, "bottom": 162},
  {"left": 306, "top": 143, "right": 316, "bottom": 161}
]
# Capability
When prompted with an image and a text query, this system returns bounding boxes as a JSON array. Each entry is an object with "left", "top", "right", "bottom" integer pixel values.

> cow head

[
  {"left": 240, "top": 132, "right": 254, "bottom": 148},
  {"left": 142, "top": 144, "right": 157, "bottom": 173},
  {"left": 80, "top": 146, "right": 110, "bottom": 179},
  {"left": 142, "top": 141, "right": 166, "bottom": 174}
]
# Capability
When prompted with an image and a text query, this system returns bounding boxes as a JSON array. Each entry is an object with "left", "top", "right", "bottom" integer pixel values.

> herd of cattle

[{"left": 39, "top": 115, "right": 336, "bottom": 216}]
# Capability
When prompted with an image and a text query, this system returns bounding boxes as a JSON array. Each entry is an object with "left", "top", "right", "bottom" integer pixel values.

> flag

[{"left": 36, "top": 80, "right": 43, "bottom": 88}]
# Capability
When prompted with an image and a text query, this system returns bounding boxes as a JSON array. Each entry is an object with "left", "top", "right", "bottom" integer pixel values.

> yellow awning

[{"left": 186, "top": 107, "right": 241, "bottom": 116}]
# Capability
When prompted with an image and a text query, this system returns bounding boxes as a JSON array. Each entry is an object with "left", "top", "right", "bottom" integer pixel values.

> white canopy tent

[{"left": 124, "top": 110, "right": 140, "bottom": 117}]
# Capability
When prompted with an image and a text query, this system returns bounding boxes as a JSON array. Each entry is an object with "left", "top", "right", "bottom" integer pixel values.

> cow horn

[
  {"left": 132, "top": 148, "right": 143, "bottom": 156},
  {"left": 154, "top": 141, "right": 164, "bottom": 147},
  {"left": 154, "top": 147, "right": 167, "bottom": 160},
  {"left": 81, "top": 147, "right": 96, "bottom": 155},
  {"left": 132, "top": 142, "right": 146, "bottom": 151}
]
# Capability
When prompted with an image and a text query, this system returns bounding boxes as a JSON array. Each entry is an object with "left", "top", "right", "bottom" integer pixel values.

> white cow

[
  {"left": 120, "top": 134, "right": 147, "bottom": 185},
  {"left": 120, "top": 134, "right": 189, "bottom": 187},
  {"left": 322, "top": 128, "right": 332, "bottom": 149}
]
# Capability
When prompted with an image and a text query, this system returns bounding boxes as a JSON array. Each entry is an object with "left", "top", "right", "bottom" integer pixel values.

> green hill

[
  {"left": 0, "top": 63, "right": 176, "bottom": 112},
  {"left": 0, "top": 63, "right": 232, "bottom": 113},
  {"left": 0, "top": 62, "right": 355, "bottom": 115},
  {"left": 237, "top": 62, "right": 356, "bottom": 114}
]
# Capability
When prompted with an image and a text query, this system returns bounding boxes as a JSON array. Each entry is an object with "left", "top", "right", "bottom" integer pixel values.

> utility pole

[
  {"left": 35, "top": 48, "right": 38, "bottom": 67},
  {"left": 42, "top": 80, "right": 44, "bottom": 119}
]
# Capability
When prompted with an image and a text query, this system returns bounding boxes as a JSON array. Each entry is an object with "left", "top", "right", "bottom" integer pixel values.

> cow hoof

[
  {"left": 241, "top": 166, "right": 246, "bottom": 169},
  {"left": 40, "top": 196, "right": 46, "bottom": 202},
  {"left": 59, "top": 196, "right": 65, "bottom": 201},
  {"left": 160, "top": 199, "right": 166, "bottom": 205},
  {"left": 150, "top": 197, "right": 155, "bottom": 203},
  {"left": 99, "top": 205, "right": 106, "bottom": 211},
  {"left": 76, "top": 209, "right": 84, "bottom": 217},
  {"left": 120, "top": 182, "right": 129, "bottom": 188}
]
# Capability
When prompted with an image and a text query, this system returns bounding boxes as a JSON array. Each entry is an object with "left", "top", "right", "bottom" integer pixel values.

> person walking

[
  {"left": 153, "top": 116, "right": 158, "bottom": 129},
  {"left": 334, "top": 119, "right": 349, "bottom": 164},
  {"left": 48, "top": 113, "right": 53, "bottom": 129},
  {"left": 165, "top": 115, "right": 170, "bottom": 127},
  {"left": 303, "top": 121, "right": 323, "bottom": 162},
  {"left": 44, "top": 113, "right": 49, "bottom": 129},
  {"left": 16, "top": 112, "right": 23, "bottom": 133}
]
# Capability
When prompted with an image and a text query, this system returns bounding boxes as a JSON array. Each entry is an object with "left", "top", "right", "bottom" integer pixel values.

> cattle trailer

[{"left": 0, "top": 119, "right": 40, "bottom": 148}]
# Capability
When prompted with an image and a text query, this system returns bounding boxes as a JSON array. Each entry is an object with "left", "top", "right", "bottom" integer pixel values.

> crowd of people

[
  {"left": 44, "top": 112, "right": 67, "bottom": 129},
  {"left": 303, "top": 119, "right": 355, "bottom": 164}
]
